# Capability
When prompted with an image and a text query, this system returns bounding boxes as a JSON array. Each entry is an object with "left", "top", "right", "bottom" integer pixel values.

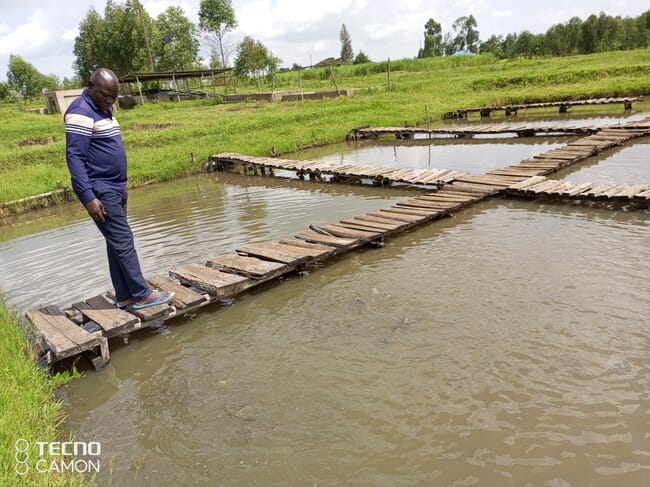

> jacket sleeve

[{"left": 65, "top": 112, "right": 96, "bottom": 204}]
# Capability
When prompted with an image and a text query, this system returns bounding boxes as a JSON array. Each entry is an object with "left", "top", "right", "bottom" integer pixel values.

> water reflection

[
  {"left": 551, "top": 138, "right": 650, "bottom": 184},
  {"left": 295, "top": 137, "right": 570, "bottom": 174}
]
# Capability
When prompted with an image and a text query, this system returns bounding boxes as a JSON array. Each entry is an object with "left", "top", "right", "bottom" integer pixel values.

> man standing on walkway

[{"left": 65, "top": 68, "right": 174, "bottom": 310}]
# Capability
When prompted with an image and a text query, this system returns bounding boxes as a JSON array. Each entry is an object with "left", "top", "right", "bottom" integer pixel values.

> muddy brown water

[{"left": 1, "top": 118, "right": 649, "bottom": 486}]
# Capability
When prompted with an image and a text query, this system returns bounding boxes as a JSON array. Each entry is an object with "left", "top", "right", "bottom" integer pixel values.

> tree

[
  {"left": 73, "top": 0, "right": 155, "bottom": 80},
  {"left": 479, "top": 34, "right": 504, "bottom": 57},
  {"left": 154, "top": 6, "right": 201, "bottom": 71},
  {"left": 418, "top": 18, "right": 443, "bottom": 57},
  {"left": 233, "top": 36, "right": 280, "bottom": 91},
  {"left": 0, "top": 81, "right": 10, "bottom": 100},
  {"left": 199, "top": 0, "right": 238, "bottom": 68},
  {"left": 6, "top": 55, "right": 58, "bottom": 97},
  {"left": 451, "top": 15, "right": 479, "bottom": 53},
  {"left": 101, "top": 0, "right": 155, "bottom": 75},
  {"left": 339, "top": 24, "right": 353, "bottom": 63},
  {"left": 353, "top": 51, "right": 371, "bottom": 64},
  {"left": 73, "top": 7, "right": 104, "bottom": 83}
]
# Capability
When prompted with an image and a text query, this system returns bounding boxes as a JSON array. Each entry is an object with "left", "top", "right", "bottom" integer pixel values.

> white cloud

[
  {"left": 492, "top": 10, "right": 512, "bottom": 18},
  {"left": 0, "top": 10, "right": 51, "bottom": 57},
  {"left": 61, "top": 28, "right": 78, "bottom": 41}
]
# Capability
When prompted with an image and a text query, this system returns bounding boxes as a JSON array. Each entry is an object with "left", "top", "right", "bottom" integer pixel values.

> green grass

[
  {"left": 0, "top": 298, "right": 89, "bottom": 486},
  {"left": 1, "top": 49, "right": 650, "bottom": 204}
]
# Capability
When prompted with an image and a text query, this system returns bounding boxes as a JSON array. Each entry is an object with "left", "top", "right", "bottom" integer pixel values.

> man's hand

[{"left": 85, "top": 198, "right": 107, "bottom": 223}]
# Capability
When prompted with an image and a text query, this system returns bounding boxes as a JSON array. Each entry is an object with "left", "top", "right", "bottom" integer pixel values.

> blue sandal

[
  {"left": 117, "top": 298, "right": 134, "bottom": 309},
  {"left": 132, "top": 290, "right": 175, "bottom": 309}
]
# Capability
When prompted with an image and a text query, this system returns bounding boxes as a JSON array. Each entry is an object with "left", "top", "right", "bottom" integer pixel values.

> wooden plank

[
  {"left": 170, "top": 263, "right": 252, "bottom": 298},
  {"left": 416, "top": 195, "right": 473, "bottom": 205},
  {"left": 396, "top": 198, "right": 449, "bottom": 210},
  {"left": 238, "top": 242, "right": 323, "bottom": 265},
  {"left": 564, "top": 182, "right": 593, "bottom": 196},
  {"left": 26, "top": 309, "right": 101, "bottom": 360},
  {"left": 367, "top": 211, "right": 424, "bottom": 223},
  {"left": 586, "top": 184, "right": 618, "bottom": 197},
  {"left": 340, "top": 217, "right": 403, "bottom": 231},
  {"left": 447, "top": 182, "right": 499, "bottom": 195},
  {"left": 355, "top": 213, "right": 414, "bottom": 227},
  {"left": 602, "top": 184, "right": 630, "bottom": 198},
  {"left": 294, "top": 230, "right": 359, "bottom": 248},
  {"left": 147, "top": 274, "right": 207, "bottom": 309},
  {"left": 419, "top": 193, "right": 475, "bottom": 202},
  {"left": 129, "top": 299, "right": 173, "bottom": 322},
  {"left": 508, "top": 176, "right": 547, "bottom": 190},
  {"left": 380, "top": 206, "right": 439, "bottom": 217},
  {"left": 206, "top": 254, "right": 291, "bottom": 279},
  {"left": 614, "top": 184, "right": 649, "bottom": 198},
  {"left": 314, "top": 224, "right": 383, "bottom": 240},
  {"left": 73, "top": 295, "right": 141, "bottom": 337},
  {"left": 278, "top": 238, "right": 340, "bottom": 254}
]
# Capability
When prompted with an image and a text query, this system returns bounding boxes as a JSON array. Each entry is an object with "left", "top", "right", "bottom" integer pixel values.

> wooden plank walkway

[
  {"left": 349, "top": 123, "right": 599, "bottom": 140},
  {"left": 207, "top": 152, "right": 468, "bottom": 186},
  {"left": 24, "top": 117, "right": 650, "bottom": 370},
  {"left": 443, "top": 96, "right": 641, "bottom": 119},
  {"left": 505, "top": 177, "right": 650, "bottom": 205}
]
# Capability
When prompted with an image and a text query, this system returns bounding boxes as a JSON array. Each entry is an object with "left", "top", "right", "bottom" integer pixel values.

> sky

[{"left": 0, "top": 0, "right": 648, "bottom": 82}]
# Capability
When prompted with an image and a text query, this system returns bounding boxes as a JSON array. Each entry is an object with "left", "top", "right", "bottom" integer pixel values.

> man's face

[{"left": 88, "top": 78, "right": 118, "bottom": 112}]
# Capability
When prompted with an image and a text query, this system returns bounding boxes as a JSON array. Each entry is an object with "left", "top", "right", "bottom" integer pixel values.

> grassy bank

[
  {"left": 1, "top": 49, "right": 650, "bottom": 204},
  {"left": 0, "top": 298, "right": 89, "bottom": 486}
]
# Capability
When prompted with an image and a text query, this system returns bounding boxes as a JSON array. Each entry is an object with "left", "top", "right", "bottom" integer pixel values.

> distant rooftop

[{"left": 119, "top": 68, "right": 232, "bottom": 83}]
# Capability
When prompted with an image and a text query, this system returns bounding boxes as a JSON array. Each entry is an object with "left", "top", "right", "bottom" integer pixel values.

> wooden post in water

[{"left": 426, "top": 105, "right": 431, "bottom": 138}]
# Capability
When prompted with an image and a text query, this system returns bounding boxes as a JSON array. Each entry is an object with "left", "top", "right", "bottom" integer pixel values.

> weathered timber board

[
  {"left": 564, "top": 183, "right": 593, "bottom": 196},
  {"left": 206, "top": 254, "right": 291, "bottom": 280},
  {"left": 73, "top": 295, "right": 141, "bottom": 337},
  {"left": 170, "top": 263, "right": 252, "bottom": 297},
  {"left": 147, "top": 274, "right": 207, "bottom": 309},
  {"left": 396, "top": 198, "right": 449, "bottom": 209},
  {"left": 419, "top": 193, "right": 476, "bottom": 202},
  {"left": 237, "top": 241, "right": 331, "bottom": 265},
  {"left": 447, "top": 182, "right": 499, "bottom": 194},
  {"left": 129, "top": 302, "right": 172, "bottom": 322},
  {"left": 416, "top": 196, "right": 473, "bottom": 205},
  {"left": 237, "top": 243, "right": 310, "bottom": 265},
  {"left": 278, "top": 238, "right": 340, "bottom": 254},
  {"left": 367, "top": 211, "right": 425, "bottom": 223},
  {"left": 507, "top": 176, "right": 547, "bottom": 190},
  {"left": 381, "top": 206, "right": 440, "bottom": 217},
  {"left": 103, "top": 289, "right": 172, "bottom": 321},
  {"left": 340, "top": 217, "right": 404, "bottom": 231},
  {"left": 27, "top": 309, "right": 102, "bottom": 359},
  {"left": 354, "top": 213, "right": 415, "bottom": 226},
  {"left": 295, "top": 231, "right": 359, "bottom": 248},
  {"left": 314, "top": 224, "right": 382, "bottom": 240}
]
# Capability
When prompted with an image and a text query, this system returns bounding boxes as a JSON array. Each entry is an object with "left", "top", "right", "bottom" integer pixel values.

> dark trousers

[{"left": 93, "top": 188, "right": 149, "bottom": 302}]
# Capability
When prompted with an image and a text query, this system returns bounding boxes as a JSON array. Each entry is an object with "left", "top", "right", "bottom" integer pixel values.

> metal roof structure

[{"left": 118, "top": 68, "right": 231, "bottom": 83}]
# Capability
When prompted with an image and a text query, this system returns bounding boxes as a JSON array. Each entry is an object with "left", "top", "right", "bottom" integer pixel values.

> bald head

[
  {"left": 90, "top": 68, "right": 118, "bottom": 85},
  {"left": 88, "top": 68, "right": 119, "bottom": 112}
]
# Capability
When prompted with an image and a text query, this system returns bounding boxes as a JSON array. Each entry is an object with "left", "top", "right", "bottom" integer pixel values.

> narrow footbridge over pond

[
  {"left": 25, "top": 117, "right": 650, "bottom": 371},
  {"left": 443, "top": 96, "right": 641, "bottom": 119},
  {"left": 348, "top": 123, "right": 600, "bottom": 140}
]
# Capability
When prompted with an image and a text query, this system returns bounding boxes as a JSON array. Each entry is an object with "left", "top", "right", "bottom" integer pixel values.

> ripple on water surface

[{"left": 58, "top": 198, "right": 650, "bottom": 486}]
